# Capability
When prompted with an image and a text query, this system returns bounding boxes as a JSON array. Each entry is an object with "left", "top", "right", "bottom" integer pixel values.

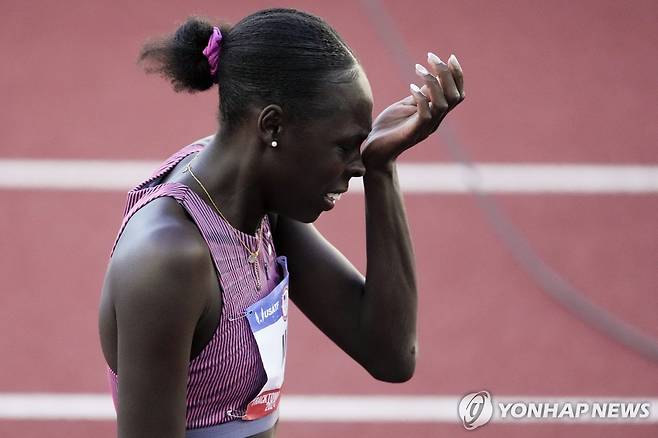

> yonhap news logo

[
  {"left": 457, "top": 391, "right": 653, "bottom": 430},
  {"left": 458, "top": 391, "right": 493, "bottom": 430}
]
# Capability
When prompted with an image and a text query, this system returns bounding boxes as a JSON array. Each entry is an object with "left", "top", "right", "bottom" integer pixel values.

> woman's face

[{"left": 264, "top": 67, "right": 374, "bottom": 222}]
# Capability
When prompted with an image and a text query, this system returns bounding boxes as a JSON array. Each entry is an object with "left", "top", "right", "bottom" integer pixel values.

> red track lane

[
  {"left": 1, "top": 1, "right": 656, "bottom": 163},
  {"left": 0, "top": 421, "right": 116, "bottom": 438},
  {"left": 0, "top": 421, "right": 657, "bottom": 438},
  {"left": 278, "top": 423, "right": 658, "bottom": 438},
  {"left": 0, "top": 192, "right": 655, "bottom": 395}
]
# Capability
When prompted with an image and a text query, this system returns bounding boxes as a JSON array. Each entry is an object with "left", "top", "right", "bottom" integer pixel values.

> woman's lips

[
  {"left": 322, "top": 192, "right": 344, "bottom": 210},
  {"left": 326, "top": 192, "right": 343, "bottom": 203}
]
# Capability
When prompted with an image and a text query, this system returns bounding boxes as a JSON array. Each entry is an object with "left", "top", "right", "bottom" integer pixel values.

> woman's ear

[{"left": 257, "top": 104, "right": 284, "bottom": 147}]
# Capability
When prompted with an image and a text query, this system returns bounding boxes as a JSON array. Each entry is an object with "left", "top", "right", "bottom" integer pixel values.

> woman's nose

[{"left": 348, "top": 152, "right": 366, "bottom": 178}]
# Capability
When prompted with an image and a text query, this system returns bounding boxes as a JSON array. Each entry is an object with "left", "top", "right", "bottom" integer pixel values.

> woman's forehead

[
  {"left": 335, "top": 67, "right": 373, "bottom": 107},
  {"left": 290, "top": 68, "right": 373, "bottom": 134},
  {"left": 313, "top": 93, "right": 372, "bottom": 135},
  {"left": 326, "top": 76, "right": 373, "bottom": 124}
]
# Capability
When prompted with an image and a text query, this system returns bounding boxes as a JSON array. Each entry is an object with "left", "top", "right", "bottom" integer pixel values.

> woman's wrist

[
  {"left": 363, "top": 160, "right": 396, "bottom": 181},
  {"left": 363, "top": 161, "right": 401, "bottom": 196}
]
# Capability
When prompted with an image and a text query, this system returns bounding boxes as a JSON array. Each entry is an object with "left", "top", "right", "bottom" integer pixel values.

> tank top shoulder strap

[
  {"left": 110, "top": 182, "right": 190, "bottom": 256},
  {"left": 132, "top": 142, "right": 204, "bottom": 193},
  {"left": 111, "top": 136, "right": 214, "bottom": 254}
]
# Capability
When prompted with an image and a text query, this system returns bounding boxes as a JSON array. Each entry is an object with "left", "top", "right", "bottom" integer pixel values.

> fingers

[
  {"left": 400, "top": 94, "right": 417, "bottom": 106},
  {"left": 409, "top": 84, "right": 431, "bottom": 121},
  {"left": 414, "top": 63, "right": 448, "bottom": 116},
  {"left": 409, "top": 52, "right": 465, "bottom": 127},
  {"left": 447, "top": 54, "right": 465, "bottom": 99},
  {"left": 426, "top": 52, "right": 463, "bottom": 107}
]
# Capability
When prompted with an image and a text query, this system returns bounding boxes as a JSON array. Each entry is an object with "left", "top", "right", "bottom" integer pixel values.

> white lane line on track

[
  {"left": 0, "top": 393, "right": 656, "bottom": 423},
  {"left": 0, "top": 159, "right": 657, "bottom": 193}
]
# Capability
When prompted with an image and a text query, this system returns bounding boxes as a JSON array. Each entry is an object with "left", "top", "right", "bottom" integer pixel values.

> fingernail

[
  {"left": 410, "top": 83, "right": 421, "bottom": 93},
  {"left": 448, "top": 54, "right": 461, "bottom": 69},
  {"left": 415, "top": 63, "right": 429, "bottom": 76},
  {"left": 428, "top": 52, "right": 445, "bottom": 65}
]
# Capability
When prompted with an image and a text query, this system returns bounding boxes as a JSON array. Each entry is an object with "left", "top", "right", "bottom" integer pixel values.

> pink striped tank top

[{"left": 106, "top": 138, "right": 283, "bottom": 434}]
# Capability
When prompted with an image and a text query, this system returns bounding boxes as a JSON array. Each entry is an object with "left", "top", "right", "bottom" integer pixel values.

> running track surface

[{"left": 1, "top": 1, "right": 656, "bottom": 437}]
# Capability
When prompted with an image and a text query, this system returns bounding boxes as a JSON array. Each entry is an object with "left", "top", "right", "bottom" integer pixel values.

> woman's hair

[{"left": 139, "top": 8, "right": 360, "bottom": 131}]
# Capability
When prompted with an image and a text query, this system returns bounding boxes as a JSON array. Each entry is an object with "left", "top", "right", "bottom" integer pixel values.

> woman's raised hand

[{"left": 360, "top": 52, "right": 465, "bottom": 171}]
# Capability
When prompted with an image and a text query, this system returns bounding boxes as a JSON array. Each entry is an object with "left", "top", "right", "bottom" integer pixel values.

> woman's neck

[{"left": 185, "top": 132, "right": 267, "bottom": 236}]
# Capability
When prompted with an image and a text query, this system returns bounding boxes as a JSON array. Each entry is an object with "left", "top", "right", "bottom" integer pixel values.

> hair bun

[{"left": 138, "top": 17, "right": 226, "bottom": 93}]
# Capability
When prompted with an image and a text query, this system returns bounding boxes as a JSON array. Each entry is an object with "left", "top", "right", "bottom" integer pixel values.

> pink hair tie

[{"left": 202, "top": 26, "right": 222, "bottom": 76}]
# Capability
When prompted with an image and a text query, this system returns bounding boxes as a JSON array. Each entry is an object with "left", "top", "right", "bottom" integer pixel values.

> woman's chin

[{"left": 294, "top": 207, "right": 325, "bottom": 224}]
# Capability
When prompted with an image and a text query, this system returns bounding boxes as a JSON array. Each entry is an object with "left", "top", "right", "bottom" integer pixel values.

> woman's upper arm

[{"left": 109, "top": 225, "right": 212, "bottom": 438}]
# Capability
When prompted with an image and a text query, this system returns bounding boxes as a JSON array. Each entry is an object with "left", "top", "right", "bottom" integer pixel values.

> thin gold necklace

[{"left": 183, "top": 157, "right": 264, "bottom": 290}]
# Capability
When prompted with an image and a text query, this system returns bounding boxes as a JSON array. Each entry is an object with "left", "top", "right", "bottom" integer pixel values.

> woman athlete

[{"left": 98, "top": 8, "right": 464, "bottom": 438}]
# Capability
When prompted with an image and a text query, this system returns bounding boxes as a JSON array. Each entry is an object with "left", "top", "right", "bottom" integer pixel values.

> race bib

[{"left": 242, "top": 256, "right": 289, "bottom": 420}]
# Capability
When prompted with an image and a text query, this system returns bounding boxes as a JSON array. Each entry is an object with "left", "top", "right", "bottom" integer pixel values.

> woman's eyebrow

[{"left": 336, "top": 131, "right": 369, "bottom": 143}]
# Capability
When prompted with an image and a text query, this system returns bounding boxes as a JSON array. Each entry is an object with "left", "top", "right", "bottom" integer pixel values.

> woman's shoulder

[
  {"left": 115, "top": 196, "right": 205, "bottom": 259},
  {"left": 107, "top": 197, "right": 213, "bottom": 311}
]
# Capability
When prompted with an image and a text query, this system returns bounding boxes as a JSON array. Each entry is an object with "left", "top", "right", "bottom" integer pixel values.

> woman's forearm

[{"left": 360, "top": 162, "right": 418, "bottom": 382}]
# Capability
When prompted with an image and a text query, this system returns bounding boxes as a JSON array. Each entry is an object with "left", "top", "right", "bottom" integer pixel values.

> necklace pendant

[{"left": 248, "top": 253, "right": 258, "bottom": 264}]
